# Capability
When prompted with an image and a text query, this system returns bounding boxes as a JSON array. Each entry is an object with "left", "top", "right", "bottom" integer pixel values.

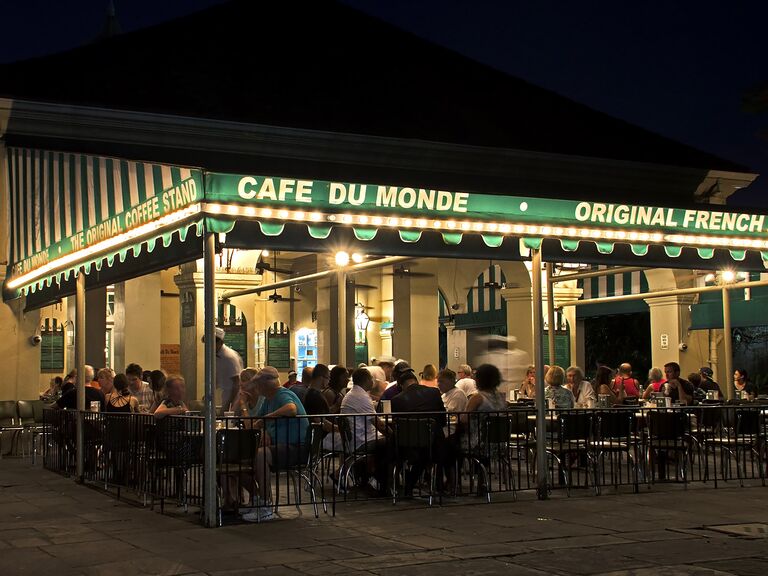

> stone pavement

[{"left": 1, "top": 458, "right": 768, "bottom": 576}]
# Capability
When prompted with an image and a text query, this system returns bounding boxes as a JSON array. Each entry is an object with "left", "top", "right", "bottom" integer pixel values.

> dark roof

[{"left": 0, "top": 0, "right": 747, "bottom": 173}]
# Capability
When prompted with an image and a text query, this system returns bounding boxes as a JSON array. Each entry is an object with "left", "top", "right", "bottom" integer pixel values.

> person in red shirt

[{"left": 612, "top": 363, "right": 640, "bottom": 397}]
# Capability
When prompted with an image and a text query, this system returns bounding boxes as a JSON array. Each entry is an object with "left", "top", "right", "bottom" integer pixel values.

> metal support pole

[
  {"left": 337, "top": 269, "right": 347, "bottom": 367},
  {"left": 722, "top": 287, "right": 733, "bottom": 401},
  {"left": 546, "top": 263, "right": 556, "bottom": 366},
  {"left": 75, "top": 269, "right": 86, "bottom": 481},
  {"left": 531, "top": 249, "right": 548, "bottom": 500},
  {"left": 203, "top": 232, "right": 218, "bottom": 527}
]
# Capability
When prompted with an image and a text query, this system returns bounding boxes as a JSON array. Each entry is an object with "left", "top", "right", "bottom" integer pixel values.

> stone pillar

[
  {"left": 551, "top": 286, "right": 583, "bottom": 368},
  {"left": 391, "top": 260, "right": 439, "bottom": 371},
  {"left": 113, "top": 273, "right": 162, "bottom": 373},
  {"left": 85, "top": 287, "right": 107, "bottom": 370},
  {"left": 174, "top": 265, "right": 262, "bottom": 400},
  {"left": 644, "top": 294, "right": 700, "bottom": 374},
  {"left": 501, "top": 287, "right": 535, "bottom": 360}
]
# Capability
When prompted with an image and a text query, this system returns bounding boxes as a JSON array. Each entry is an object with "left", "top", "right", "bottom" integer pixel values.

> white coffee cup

[{"left": 381, "top": 400, "right": 392, "bottom": 414}]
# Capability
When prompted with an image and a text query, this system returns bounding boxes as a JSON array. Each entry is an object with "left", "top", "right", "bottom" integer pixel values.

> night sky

[{"left": 2, "top": 0, "right": 766, "bottom": 207}]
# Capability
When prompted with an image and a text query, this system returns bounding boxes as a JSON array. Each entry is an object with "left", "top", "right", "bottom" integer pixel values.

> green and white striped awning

[
  {"left": 5, "top": 147, "right": 204, "bottom": 296},
  {"left": 7, "top": 160, "right": 768, "bottom": 300},
  {"left": 577, "top": 266, "right": 650, "bottom": 318}
]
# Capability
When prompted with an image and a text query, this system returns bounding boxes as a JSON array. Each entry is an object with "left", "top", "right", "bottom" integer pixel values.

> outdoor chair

[
  {"left": 216, "top": 426, "right": 261, "bottom": 524},
  {"left": 704, "top": 408, "right": 765, "bottom": 487},
  {"left": 545, "top": 411, "right": 596, "bottom": 496},
  {"left": 465, "top": 413, "right": 517, "bottom": 503},
  {"left": 391, "top": 417, "right": 439, "bottom": 506},
  {"left": 336, "top": 415, "right": 375, "bottom": 496},
  {"left": 16, "top": 400, "right": 45, "bottom": 460},
  {"left": 0, "top": 400, "right": 23, "bottom": 459},
  {"left": 647, "top": 410, "right": 692, "bottom": 487},
  {"left": 592, "top": 410, "right": 639, "bottom": 493},
  {"left": 279, "top": 422, "right": 328, "bottom": 519}
]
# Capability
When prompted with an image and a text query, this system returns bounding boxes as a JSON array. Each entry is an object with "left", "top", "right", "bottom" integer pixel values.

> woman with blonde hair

[
  {"left": 419, "top": 364, "right": 438, "bottom": 388},
  {"left": 519, "top": 365, "right": 536, "bottom": 399},
  {"left": 544, "top": 365, "right": 575, "bottom": 410}
]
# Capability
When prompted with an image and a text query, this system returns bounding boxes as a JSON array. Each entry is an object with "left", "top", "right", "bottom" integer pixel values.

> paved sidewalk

[{"left": 1, "top": 459, "right": 768, "bottom": 576}]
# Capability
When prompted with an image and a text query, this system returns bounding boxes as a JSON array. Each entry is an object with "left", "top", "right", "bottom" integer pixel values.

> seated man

[
  {"left": 339, "top": 368, "right": 389, "bottom": 490},
  {"left": 390, "top": 368, "right": 447, "bottom": 494},
  {"left": 56, "top": 365, "right": 105, "bottom": 411},
  {"left": 663, "top": 362, "right": 694, "bottom": 405},
  {"left": 612, "top": 363, "right": 640, "bottom": 398},
  {"left": 438, "top": 369, "right": 468, "bottom": 414},
  {"left": 699, "top": 367, "right": 723, "bottom": 400},
  {"left": 245, "top": 366, "right": 308, "bottom": 522}
]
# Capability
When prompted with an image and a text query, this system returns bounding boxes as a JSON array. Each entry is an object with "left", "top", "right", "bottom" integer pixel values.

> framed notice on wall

[
  {"left": 40, "top": 319, "right": 65, "bottom": 372},
  {"left": 267, "top": 322, "right": 291, "bottom": 370},
  {"left": 160, "top": 344, "right": 181, "bottom": 375}
]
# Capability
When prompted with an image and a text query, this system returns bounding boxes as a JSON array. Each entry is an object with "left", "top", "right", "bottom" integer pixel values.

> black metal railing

[{"left": 41, "top": 403, "right": 767, "bottom": 524}]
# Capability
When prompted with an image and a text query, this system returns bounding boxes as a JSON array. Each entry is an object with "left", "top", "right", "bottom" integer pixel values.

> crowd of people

[{"left": 40, "top": 324, "right": 759, "bottom": 523}]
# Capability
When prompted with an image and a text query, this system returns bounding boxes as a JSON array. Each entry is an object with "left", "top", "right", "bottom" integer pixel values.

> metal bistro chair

[
  {"left": 546, "top": 411, "right": 596, "bottom": 496},
  {"left": 336, "top": 415, "right": 374, "bottom": 496},
  {"left": 281, "top": 421, "right": 328, "bottom": 518},
  {"left": 0, "top": 400, "right": 24, "bottom": 459},
  {"left": 16, "top": 400, "right": 46, "bottom": 460},
  {"left": 705, "top": 407, "right": 765, "bottom": 487},
  {"left": 391, "top": 416, "right": 438, "bottom": 506},
  {"left": 647, "top": 410, "right": 691, "bottom": 487},
  {"left": 467, "top": 413, "right": 517, "bottom": 503},
  {"left": 216, "top": 426, "right": 261, "bottom": 525},
  {"left": 592, "top": 410, "right": 640, "bottom": 494}
]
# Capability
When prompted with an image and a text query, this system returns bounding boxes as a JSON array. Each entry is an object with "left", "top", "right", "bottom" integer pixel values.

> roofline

[{"left": 0, "top": 97, "right": 758, "bottom": 203}]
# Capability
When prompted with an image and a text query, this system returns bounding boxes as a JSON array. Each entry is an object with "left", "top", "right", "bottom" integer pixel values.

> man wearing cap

[
  {"left": 376, "top": 356, "right": 396, "bottom": 385},
  {"left": 699, "top": 367, "right": 723, "bottom": 400},
  {"left": 283, "top": 371, "right": 298, "bottom": 388},
  {"left": 212, "top": 327, "right": 243, "bottom": 411},
  {"left": 245, "top": 366, "right": 308, "bottom": 522},
  {"left": 377, "top": 360, "right": 411, "bottom": 410}
]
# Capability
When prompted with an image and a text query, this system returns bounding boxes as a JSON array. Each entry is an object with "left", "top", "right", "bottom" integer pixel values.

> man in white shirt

[
  {"left": 341, "top": 368, "right": 386, "bottom": 449},
  {"left": 213, "top": 327, "right": 243, "bottom": 411},
  {"left": 455, "top": 364, "right": 477, "bottom": 396},
  {"left": 438, "top": 369, "right": 468, "bottom": 413},
  {"left": 340, "top": 368, "right": 388, "bottom": 492}
]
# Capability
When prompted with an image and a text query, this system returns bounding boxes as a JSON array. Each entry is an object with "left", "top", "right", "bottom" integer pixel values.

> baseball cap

[
  {"left": 699, "top": 367, "right": 714, "bottom": 377},
  {"left": 201, "top": 327, "right": 226, "bottom": 343},
  {"left": 391, "top": 360, "right": 411, "bottom": 381}
]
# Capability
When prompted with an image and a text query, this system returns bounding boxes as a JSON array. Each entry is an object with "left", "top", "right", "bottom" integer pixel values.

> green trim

[
  {"left": 664, "top": 246, "right": 682, "bottom": 257},
  {"left": 560, "top": 239, "right": 580, "bottom": 252},
  {"left": 481, "top": 235, "right": 504, "bottom": 248},
  {"left": 442, "top": 233, "right": 463, "bottom": 245},
  {"left": 353, "top": 228, "right": 377, "bottom": 241},
  {"left": 399, "top": 230, "right": 422, "bottom": 243},
  {"left": 523, "top": 237, "right": 542, "bottom": 250},
  {"left": 596, "top": 242, "right": 615, "bottom": 254},
  {"left": 307, "top": 225, "right": 332, "bottom": 239}
]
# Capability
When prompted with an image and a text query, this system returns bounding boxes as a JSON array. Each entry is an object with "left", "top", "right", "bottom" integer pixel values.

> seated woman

[
  {"left": 566, "top": 366, "right": 595, "bottom": 409},
  {"left": 419, "top": 364, "right": 439, "bottom": 388},
  {"left": 233, "top": 368, "right": 264, "bottom": 423},
  {"left": 593, "top": 365, "right": 624, "bottom": 406},
  {"left": 460, "top": 364, "right": 508, "bottom": 449},
  {"left": 518, "top": 365, "right": 537, "bottom": 399},
  {"left": 642, "top": 367, "right": 666, "bottom": 400},
  {"left": 545, "top": 366, "right": 575, "bottom": 410},
  {"left": 106, "top": 373, "right": 139, "bottom": 413},
  {"left": 733, "top": 368, "right": 757, "bottom": 401},
  {"left": 323, "top": 365, "right": 349, "bottom": 414},
  {"left": 153, "top": 375, "right": 188, "bottom": 419},
  {"left": 149, "top": 369, "right": 166, "bottom": 412}
]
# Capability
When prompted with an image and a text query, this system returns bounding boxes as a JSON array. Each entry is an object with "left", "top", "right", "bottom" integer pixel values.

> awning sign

[
  {"left": 206, "top": 173, "right": 768, "bottom": 239},
  {"left": 5, "top": 147, "right": 203, "bottom": 291}
]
